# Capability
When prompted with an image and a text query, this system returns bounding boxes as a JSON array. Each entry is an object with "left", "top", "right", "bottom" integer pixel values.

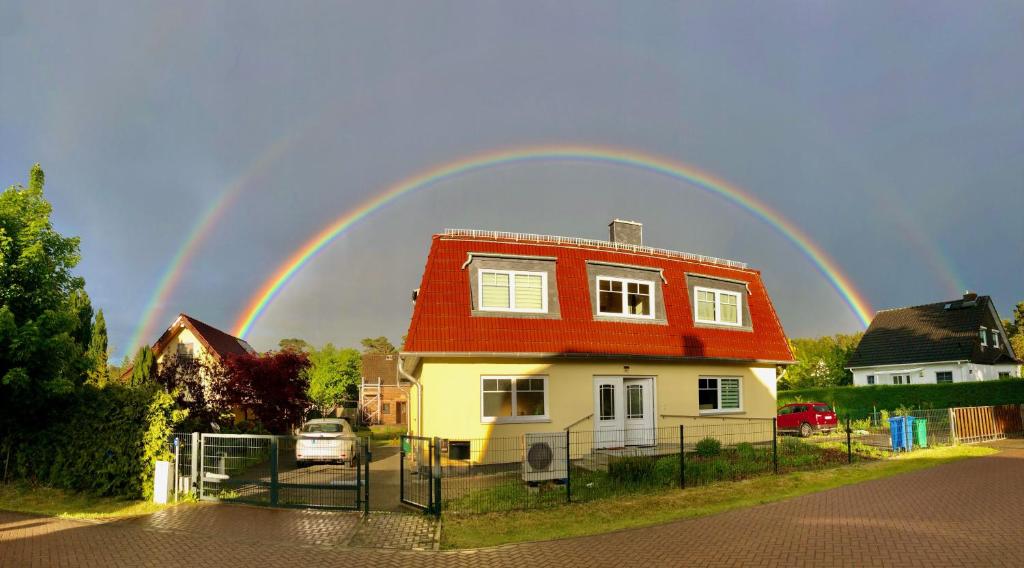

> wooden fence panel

[{"left": 952, "top": 404, "right": 1024, "bottom": 444}]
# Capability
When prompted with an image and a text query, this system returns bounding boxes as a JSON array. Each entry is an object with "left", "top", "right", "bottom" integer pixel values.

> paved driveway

[{"left": 3, "top": 444, "right": 1023, "bottom": 567}]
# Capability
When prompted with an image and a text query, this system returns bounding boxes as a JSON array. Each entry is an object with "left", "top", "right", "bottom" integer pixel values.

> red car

[{"left": 777, "top": 402, "right": 837, "bottom": 437}]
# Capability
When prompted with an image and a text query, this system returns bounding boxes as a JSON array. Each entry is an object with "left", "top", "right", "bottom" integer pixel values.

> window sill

[
  {"left": 698, "top": 410, "right": 745, "bottom": 416},
  {"left": 481, "top": 417, "right": 551, "bottom": 425}
]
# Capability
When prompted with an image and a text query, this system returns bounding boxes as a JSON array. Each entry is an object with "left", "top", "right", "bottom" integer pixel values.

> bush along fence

[
  {"left": 1, "top": 385, "right": 179, "bottom": 501},
  {"left": 430, "top": 404, "right": 1024, "bottom": 516}
]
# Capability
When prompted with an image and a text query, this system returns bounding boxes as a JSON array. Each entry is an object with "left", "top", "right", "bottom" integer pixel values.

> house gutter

[{"left": 396, "top": 355, "right": 424, "bottom": 437}]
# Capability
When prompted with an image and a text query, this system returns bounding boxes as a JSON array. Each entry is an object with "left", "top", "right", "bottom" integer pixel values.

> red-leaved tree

[{"left": 217, "top": 351, "right": 311, "bottom": 433}]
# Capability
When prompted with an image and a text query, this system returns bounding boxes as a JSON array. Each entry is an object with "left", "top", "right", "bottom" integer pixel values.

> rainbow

[
  {"left": 232, "top": 144, "right": 875, "bottom": 338},
  {"left": 124, "top": 134, "right": 301, "bottom": 356}
]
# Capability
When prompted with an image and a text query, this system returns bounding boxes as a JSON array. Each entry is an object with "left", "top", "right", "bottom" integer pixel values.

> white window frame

[
  {"left": 936, "top": 371, "right": 953, "bottom": 384},
  {"left": 993, "top": 330, "right": 1000, "bottom": 349},
  {"left": 980, "top": 326, "right": 988, "bottom": 347},
  {"left": 697, "top": 376, "right": 743, "bottom": 415},
  {"left": 477, "top": 269, "right": 548, "bottom": 314},
  {"left": 595, "top": 276, "right": 656, "bottom": 320},
  {"left": 480, "top": 375, "right": 550, "bottom": 424},
  {"left": 693, "top": 286, "right": 743, "bottom": 327}
]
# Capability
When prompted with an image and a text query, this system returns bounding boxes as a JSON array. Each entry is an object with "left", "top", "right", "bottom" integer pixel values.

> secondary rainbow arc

[{"left": 232, "top": 145, "right": 875, "bottom": 339}]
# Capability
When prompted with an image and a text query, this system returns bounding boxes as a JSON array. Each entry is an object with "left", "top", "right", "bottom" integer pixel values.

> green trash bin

[{"left": 913, "top": 418, "right": 928, "bottom": 448}]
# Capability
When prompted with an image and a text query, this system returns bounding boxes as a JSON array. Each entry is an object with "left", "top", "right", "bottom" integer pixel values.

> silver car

[{"left": 294, "top": 418, "right": 358, "bottom": 467}]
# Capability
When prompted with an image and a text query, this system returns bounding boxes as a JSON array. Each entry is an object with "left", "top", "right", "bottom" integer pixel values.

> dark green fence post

[
  {"left": 565, "top": 430, "right": 572, "bottom": 503},
  {"left": 432, "top": 437, "right": 442, "bottom": 517},
  {"left": 679, "top": 424, "right": 686, "bottom": 489},
  {"left": 772, "top": 418, "right": 779, "bottom": 475},
  {"left": 846, "top": 417, "right": 853, "bottom": 464},
  {"left": 399, "top": 435, "right": 406, "bottom": 503},
  {"left": 190, "top": 432, "right": 200, "bottom": 493},
  {"left": 363, "top": 440, "right": 370, "bottom": 515},
  {"left": 269, "top": 437, "right": 279, "bottom": 506}
]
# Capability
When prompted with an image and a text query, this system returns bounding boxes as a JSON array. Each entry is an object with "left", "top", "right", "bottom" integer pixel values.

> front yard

[{"left": 441, "top": 444, "right": 996, "bottom": 549}]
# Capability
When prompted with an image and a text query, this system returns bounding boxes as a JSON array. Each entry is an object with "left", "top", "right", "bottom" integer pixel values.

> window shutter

[
  {"left": 720, "top": 378, "right": 740, "bottom": 409},
  {"left": 514, "top": 274, "right": 543, "bottom": 310}
]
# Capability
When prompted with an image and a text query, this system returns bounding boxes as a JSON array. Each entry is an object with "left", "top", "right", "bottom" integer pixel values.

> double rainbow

[{"left": 231, "top": 144, "right": 875, "bottom": 338}]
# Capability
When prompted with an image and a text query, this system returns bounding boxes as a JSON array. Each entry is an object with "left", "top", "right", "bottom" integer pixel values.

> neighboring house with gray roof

[{"left": 847, "top": 292, "right": 1021, "bottom": 386}]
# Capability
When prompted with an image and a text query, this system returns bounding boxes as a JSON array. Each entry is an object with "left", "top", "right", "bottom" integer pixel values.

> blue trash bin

[{"left": 888, "top": 416, "right": 916, "bottom": 451}]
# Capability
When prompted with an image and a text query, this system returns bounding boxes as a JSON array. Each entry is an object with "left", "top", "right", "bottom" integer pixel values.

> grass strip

[
  {"left": 442, "top": 444, "right": 996, "bottom": 549},
  {"left": 0, "top": 483, "right": 179, "bottom": 519}
]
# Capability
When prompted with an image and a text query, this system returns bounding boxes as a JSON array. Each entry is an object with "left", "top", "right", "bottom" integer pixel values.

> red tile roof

[{"left": 403, "top": 232, "right": 794, "bottom": 363}]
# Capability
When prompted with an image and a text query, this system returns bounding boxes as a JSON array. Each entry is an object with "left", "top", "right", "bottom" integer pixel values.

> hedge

[
  {"left": 779, "top": 379, "right": 1024, "bottom": 419},
  {"left": 2, "top": 385, "right": 179, "bottom": 500}
]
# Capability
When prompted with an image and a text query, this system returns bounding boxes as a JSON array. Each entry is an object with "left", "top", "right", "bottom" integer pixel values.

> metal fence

[
  {"left": 168, "top": 432, "right": 197, "bottom": 500},
  {"left": 166, "top": 432, "right": 369, "bottom": 510},
  {"left": 434, "top": 419, "right": 877, "bottom": 515}
]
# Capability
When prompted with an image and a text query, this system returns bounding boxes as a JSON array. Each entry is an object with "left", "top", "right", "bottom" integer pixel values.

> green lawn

[
  {"left": 0, "top": 483, "right": 181, "bottom": 519},
  {"left": 441, "top": 444, "right": 996, "bottom": 549}
]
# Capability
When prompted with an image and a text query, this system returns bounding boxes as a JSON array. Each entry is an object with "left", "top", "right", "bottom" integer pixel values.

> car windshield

[{"left": 301, "top": 422, "right": 345, "bottom": 433}]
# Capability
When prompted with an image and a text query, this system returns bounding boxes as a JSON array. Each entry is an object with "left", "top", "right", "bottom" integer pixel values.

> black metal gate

[
  {"left": 400, "top": 435, "right": 440, "bottom": 514},
  {"left": 200, "top": 433, "right": 369, "bottom": 511}
]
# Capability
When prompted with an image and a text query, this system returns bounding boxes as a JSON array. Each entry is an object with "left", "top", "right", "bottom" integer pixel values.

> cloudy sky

[{"left": 2, "top": 1, "right": 1022, "bottom": 357}]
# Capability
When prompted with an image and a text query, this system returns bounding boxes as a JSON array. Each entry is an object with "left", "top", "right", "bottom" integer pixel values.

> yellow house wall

[{"left": 408, "top": 358, "right": 778, "bottom": 462}]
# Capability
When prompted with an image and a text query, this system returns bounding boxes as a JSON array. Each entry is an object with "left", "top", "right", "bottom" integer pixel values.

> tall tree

[
  {"left": 129, "top": 346, "right": 157, "bottom": 388},
  {"left": 87, "top": 309, "right": 109, "bottom": 386},
  {"left": 0, "top": 164, "right": 90, "bottom": 423},
  {"left": 361, "top": 336, "right": 397, "bottom": 355},
  {"left": 304, "top": 343, "right": 361, "bottom": 416},
  {"left": 1006, "top": 301, "right": 1024, "bottom": 365},
  {"left": 278, "top": 337, "right": 312, "bottom": 353},
  {"left": 780, "top": 333, "right": 863, "bottom": 390}
]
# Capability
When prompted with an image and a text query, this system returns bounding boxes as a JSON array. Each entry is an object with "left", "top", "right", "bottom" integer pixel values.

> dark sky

[{"left": 1, "top": 1, "right": 1021, "bottom": 356}]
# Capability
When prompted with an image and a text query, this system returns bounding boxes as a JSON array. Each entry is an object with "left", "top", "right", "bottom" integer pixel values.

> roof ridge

[{"left": 874, "top": 295, "right": 990, "bottom": 314}]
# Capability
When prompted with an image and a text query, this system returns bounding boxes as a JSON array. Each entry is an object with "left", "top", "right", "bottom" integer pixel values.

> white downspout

[{"left": 397, "top": 355, "right": 423, "bottom": 437}]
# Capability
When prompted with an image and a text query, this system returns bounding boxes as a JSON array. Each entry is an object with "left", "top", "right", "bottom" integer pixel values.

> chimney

[
  {"left": 962, "top": 290, "right": 978, "bottom": 302},
  {"left": 609, "top": 219, "right": 643, "bottom": 246}
]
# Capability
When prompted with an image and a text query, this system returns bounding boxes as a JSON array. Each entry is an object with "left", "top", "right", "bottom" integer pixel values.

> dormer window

[
  {"left": 980, "top": 327, "right": 988, "bottom": 347},
  {"left": 597, "top": 276, "right": 654, "bottom": 319},
  {"left": 478, "top": 269, "right": 548, "bottom": 313},
  {"left": 694, "top": 287, "right": 742, "bottom": 326}
]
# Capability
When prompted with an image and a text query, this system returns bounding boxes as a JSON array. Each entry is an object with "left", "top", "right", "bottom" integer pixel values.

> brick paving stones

[{"left": 2, "top": 446, "right": 1023, "bottom": 567}]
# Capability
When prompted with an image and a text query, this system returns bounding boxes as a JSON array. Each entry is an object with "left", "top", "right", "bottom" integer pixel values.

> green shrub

[
  {"left": 778, "top": 379, "right": 1024, "bottom": 419},
  {"left": 652, "top": 456, "right": 680, "bottom": 486},
  {"left": 694, "top": 437, "right": 721, "bottom": 457},
  {"left": 780, "top": 436, "right": 806, "bottom": 454},
  {"left": 735, "top": 442, "right": 757, "bottom": 460},
  {"left": 5, "top": 385, "right": 180, "bottom": 500},
  {"left": 607, "top": 456, "right": 656, "bottom": 484}
]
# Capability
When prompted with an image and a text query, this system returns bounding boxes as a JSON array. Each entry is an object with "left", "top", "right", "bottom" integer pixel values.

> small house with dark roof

[
  {"left": 399, "top": 221, "right": 794, "bottom": 456},
  {"left": 846, "top": 292, "right": 1021, "bottom": 386},
  {"left": 152, "top": 313, "right": 256, "bottom": 366}
]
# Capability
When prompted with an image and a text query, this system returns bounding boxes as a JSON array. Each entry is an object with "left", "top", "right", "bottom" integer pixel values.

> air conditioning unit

[{"left": 522, "top": 432, "right": 567, "bottom": 483}]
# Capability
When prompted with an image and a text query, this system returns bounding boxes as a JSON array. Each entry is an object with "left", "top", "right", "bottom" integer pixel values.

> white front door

[
  {"left": 594, "top": 377, "right": 624, "bottom": 449},
  {"left": 593, "top": 377, "right": 655, "bottom": 449},
  {"left": 623, "top": 378, "right": 655, "bottom": 446}
]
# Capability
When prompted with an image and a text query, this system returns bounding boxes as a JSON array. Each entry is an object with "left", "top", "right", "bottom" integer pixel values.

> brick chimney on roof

[{"left": 609, "top": 219, "right": 643, "bottom": 246}]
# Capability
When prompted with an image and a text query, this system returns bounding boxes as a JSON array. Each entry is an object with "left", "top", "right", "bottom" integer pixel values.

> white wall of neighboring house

[{"left": 851, "top": 362, "right": 1021, "bottom": 386}]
